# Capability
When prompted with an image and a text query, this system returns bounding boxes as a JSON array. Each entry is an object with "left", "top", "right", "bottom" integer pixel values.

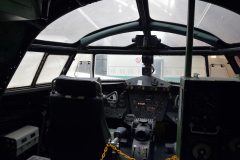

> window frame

[
  {"left": 6, "top": 50, "right": 237, "bottom": 92},
  {"left": 36, "top": 54, "right": 70, "bottom": 84},
  {"left": 6, "top": 51, "right": 75, "bottom": 91},
  {"left": 7, "top": 52, "right": 45, "bottom": 89}
]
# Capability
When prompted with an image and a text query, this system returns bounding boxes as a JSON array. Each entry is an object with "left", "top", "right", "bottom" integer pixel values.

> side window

[
  {"left": 158, "top": 56, "right": 206, "bottom": 82},
  {"left": 36, "top": 55, "right": 69, "bottom": 84},
  {"left": 7, "top": 52, "right": 44, "bottom": 88},
  {"left": 208, "top": 56, "right": 235, "bottom": 78},
  {"left": 66, "top": 54, "right": 93, "bottom": 78},
  {"left": 235, "top": 56, "right": 240, "bottom": 67}
]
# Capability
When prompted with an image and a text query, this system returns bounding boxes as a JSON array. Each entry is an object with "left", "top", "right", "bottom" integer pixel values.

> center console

[
  {"left": 132, "top": 118, "right": 155, "bottom": 160},
  {"left": 103, "top": 75, "right": 175, "bottom": 159},
  {"left": 123, "top": 114, "right": 155, "bottom": 160}
]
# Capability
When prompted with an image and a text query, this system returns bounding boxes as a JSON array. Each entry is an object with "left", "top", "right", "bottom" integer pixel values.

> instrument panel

[
  {"left": 126, "top": 75, "right": 171, "bottom": 121},
  {"left": 103, "top": 76, "right": 177, "bottom": 122},
  {"left": 128, "top": 92, "right": 169, "bottom": 121}
]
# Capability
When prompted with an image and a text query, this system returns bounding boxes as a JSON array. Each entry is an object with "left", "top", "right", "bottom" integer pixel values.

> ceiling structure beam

[
  {"left": 136, "top": 0, "right": 151, "bottom": 37},
  {"left": 184, "top": 0, "right": 196, "bottom": 77},
  {"left": 77, "top": 21, "right": 226, "bottom": 47},
  {"left": 29, "top": 43, "right": 240, "bottom": 56},
  {"left": 80, "top": 21, "right": 141, "bottom": 47}
]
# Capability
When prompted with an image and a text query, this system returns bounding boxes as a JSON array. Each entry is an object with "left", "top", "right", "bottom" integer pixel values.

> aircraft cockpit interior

[{"left": 0, "top": 0, "right": 240, "bottom": 160}]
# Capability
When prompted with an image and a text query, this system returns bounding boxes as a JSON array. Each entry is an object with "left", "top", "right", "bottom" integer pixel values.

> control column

[{"left": 132, "top": 118, "right": 154, "bottom": 160}]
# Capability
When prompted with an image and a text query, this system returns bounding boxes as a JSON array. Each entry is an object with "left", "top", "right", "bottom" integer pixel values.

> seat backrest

[{"left": 49, "top": 75, "right": 110, "bottom": 160}]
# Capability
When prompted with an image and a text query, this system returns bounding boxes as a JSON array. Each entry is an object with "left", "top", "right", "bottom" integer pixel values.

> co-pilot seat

[{"left": 49, "top": 75, "right": 110, "bottom": 160}]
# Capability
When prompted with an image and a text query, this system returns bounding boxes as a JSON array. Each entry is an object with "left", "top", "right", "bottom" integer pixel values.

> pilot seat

[{"left": 49, "top": 75, "right": 110, "bottom": 160}]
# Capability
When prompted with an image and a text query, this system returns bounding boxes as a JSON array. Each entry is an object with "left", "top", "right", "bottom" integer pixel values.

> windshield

[
  {"left": 7, "top": 52, "right": 237, "bottom": 89},
  {"left": 36, "top": 0, "right": 139, "bottom": 43},
  {"left": 93, "top": 55, "right": 206, "bottom": 82},
  {"left": 36, "top": 0, "right": 240, "bottom": 44},
  {"left": 149, "top": 0, "right": 240, "bottom": 43}
]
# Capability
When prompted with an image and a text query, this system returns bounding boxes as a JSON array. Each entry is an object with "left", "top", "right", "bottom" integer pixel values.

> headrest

[{"left": 52, "top": 75, "right": 102, "bottom": 97}]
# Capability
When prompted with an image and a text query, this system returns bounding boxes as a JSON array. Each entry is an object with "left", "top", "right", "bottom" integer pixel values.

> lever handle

[{"left": 114, "top": 127, "right": 127, "bottom": 139}]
